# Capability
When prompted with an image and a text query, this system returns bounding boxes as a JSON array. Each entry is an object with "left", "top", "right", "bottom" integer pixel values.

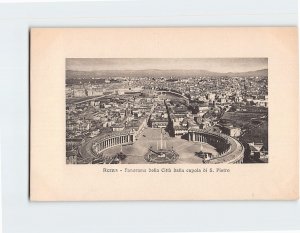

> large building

[{"left": 150, "top": 118, "right": 169, "bottom": 128}]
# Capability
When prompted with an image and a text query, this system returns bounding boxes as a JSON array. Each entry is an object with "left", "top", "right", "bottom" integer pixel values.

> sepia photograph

[{"left": 66, "top": 58, "right": 268, "bottom": 165}]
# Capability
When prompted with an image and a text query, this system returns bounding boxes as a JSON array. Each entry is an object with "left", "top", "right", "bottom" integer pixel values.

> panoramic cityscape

[{"left": 66, "top": 58, "right": 268, "bottom": 164}]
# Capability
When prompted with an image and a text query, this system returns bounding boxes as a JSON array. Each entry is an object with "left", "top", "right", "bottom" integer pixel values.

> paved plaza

[{"left": 102, "top": 127, "right": 219, "bottom": 164}]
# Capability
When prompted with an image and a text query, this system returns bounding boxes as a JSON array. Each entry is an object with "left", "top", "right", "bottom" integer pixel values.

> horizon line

[{"left": 66, "top": 68, "right": 268, "bottom": 72}]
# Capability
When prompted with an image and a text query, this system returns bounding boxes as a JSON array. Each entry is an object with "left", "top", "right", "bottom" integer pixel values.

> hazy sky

[{"left": 66, "top": 58, "right": 267, "bottom": 73}]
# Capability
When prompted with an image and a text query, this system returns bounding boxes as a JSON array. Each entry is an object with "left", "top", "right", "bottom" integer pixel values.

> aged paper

[{"left": 30, "top": 28, "right": 298, "bottom": 201}]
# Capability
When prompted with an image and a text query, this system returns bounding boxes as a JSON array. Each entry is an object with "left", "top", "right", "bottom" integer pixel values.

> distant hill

[{"left": 66, "top": 69, "right": 268, "bottom": 79}]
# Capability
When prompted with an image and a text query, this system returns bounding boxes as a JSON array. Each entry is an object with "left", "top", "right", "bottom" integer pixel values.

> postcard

[{"left": 30, "top": 28, "right": 298, "bottom": 200}]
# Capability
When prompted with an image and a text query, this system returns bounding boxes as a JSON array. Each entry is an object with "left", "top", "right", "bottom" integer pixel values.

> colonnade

[
  {"left": 93, "top": 133, "right": 134, "bottom": 154},
  {"left": 188, "top": 130, "right": 244, "bottom": 164},
  {"left": 189, "top": 131, "right": 231, "bottom": 155}
]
